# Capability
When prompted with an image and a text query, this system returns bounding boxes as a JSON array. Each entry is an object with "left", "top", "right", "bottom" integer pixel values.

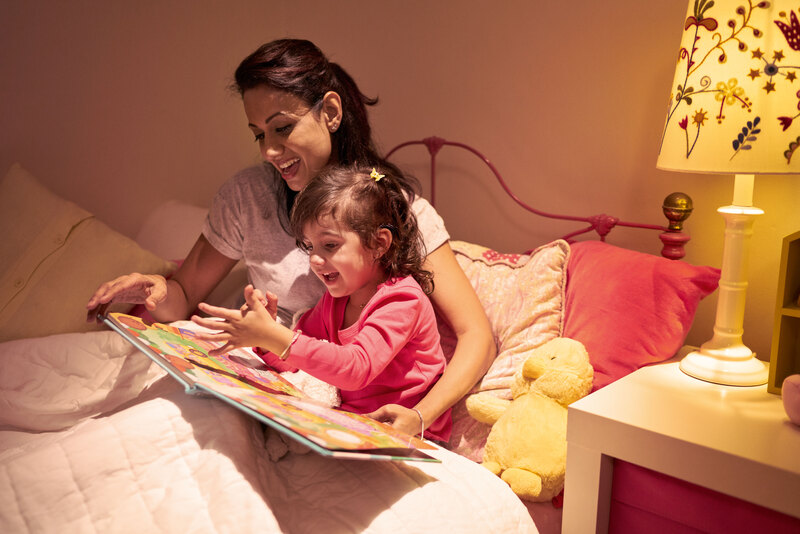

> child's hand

[
  {"left": 243, "top": 285, "right": 279, "bottom": 321},
  {"left": 191, "top": 284, "right": 286, "bottom": 357}
]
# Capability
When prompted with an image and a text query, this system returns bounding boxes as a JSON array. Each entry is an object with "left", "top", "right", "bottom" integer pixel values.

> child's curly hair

[{"left": 290, "top": 164, "right": 434, "bottom": 295}]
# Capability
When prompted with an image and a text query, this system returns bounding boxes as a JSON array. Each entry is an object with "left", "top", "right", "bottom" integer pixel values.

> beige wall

[{"left": 3, "top": 0, "right": 799, "bottom": 361}]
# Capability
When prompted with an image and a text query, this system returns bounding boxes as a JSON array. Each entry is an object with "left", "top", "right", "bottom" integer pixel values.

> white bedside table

[{"left": 562, "top": 355, "right": 800, "bottom": 533}]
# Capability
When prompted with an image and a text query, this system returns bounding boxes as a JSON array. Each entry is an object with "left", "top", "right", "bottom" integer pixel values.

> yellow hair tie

[{"left": 370, "top": 168, "right": 385, "bottom": 182}]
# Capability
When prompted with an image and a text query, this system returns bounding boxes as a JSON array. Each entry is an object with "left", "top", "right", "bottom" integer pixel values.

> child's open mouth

[{"left": 321, "top": 272, "right": 339, "bottom": 283}]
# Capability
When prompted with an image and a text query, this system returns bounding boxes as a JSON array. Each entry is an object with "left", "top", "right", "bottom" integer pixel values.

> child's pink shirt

[{"left": 258, "top": 276, "right": 451, "bottom": 441}]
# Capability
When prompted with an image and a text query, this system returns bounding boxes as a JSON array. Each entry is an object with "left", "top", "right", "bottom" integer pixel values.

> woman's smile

[{"left": 242, "top": 86, "right": 333, "bottom": 191}]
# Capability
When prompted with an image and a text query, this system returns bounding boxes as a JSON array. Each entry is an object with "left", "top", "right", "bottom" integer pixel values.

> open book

[{"left": 102, "top": 312, "right": 439, "bottom": 462}]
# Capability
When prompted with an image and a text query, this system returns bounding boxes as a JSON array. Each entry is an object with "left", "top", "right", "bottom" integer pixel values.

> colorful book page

[
  {"left": 108, "top": 313, "right": 303, "bottom": 397},
  {"left": 203, "top": 378, "right": 433, "bottom": 451},
  {"left": 105, "top": 313, "right": 436, "bottom": 457}
]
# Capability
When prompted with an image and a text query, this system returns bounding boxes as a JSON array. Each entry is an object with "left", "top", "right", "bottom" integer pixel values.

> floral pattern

[{"left": 660, "top": 0, "right": 800, "bottom": 166}]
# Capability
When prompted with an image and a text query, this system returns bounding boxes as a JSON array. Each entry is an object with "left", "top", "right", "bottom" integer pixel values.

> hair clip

[{"left": 370, "top": 168, "right": 385, "bottom": 182}]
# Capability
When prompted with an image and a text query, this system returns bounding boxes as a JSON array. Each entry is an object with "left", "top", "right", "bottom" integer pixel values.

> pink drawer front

[{"left": 608, "top": 460, "right": 800, "bottom": 534}]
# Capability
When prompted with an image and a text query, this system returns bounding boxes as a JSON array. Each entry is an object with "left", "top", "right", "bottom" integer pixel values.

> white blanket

[{"left": 0, "top": 330, "right": 538, "bottom": 533}]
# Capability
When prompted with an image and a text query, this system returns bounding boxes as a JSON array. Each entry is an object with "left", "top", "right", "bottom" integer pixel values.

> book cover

[{"left": 102, "top": 312, "right": 439, "bottom": 462}]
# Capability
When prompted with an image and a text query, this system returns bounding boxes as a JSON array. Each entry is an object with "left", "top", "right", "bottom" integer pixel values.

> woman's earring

[{"left": 329, "top": 121, "right": 339, "bottom": 132}]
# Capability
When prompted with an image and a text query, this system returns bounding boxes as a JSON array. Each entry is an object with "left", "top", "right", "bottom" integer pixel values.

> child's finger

[
  {"left": 251, "top": 288, "right": 267, "bottom": 304},
  {"left": 244, "top": 288, "right": 270, "bottom": 315},
  {"left": 197, "top": 301, "right": 238, "bottom": 320},
  {"left": 190, "top": 315, "right": 228, "bottom": 333},
  {"left": 264, "top": 289, "right": 279, "bottom": 319},
  {"left": 208, "top": 341, "right": 235, "bottom": 357}
]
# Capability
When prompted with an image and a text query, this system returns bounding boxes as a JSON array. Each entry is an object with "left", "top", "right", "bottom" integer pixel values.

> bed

[{"left": 0, "top": 140, "right": 720, "bottom": 534}]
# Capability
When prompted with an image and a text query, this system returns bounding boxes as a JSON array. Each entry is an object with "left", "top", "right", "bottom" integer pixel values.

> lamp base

[{"left": 679, "top": 346, "right": 768, "bottom": 386}]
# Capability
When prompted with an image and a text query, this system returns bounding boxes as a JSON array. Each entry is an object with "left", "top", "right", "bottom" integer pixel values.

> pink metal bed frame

[{"left": 387, "top": 136, "right": 692, "bottom": 260}]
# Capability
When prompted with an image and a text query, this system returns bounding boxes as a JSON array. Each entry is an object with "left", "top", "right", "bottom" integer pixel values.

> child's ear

[{"left": 374, "top": 227, "right": 393, "bottom": 258}]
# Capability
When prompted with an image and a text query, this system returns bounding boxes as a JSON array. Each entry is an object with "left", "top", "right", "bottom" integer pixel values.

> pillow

[
  {"left": 449, "top": 239, "right": 569, "bottom": 394},
  {"left": 135, "top": 199, "right": 250, "bottom": 310},
  {"left": 563, "top": 240, "right": 720, "bottom": 391},
  {"left": 0, "top": 164, "right": 177, "bottom": 342},
  {"left": 444, "top": 239, "right": 568, "bottom": 461}
]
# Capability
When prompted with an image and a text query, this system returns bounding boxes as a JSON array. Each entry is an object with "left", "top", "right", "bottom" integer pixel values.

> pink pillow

[{"left": 563, "top": 241, "right": 720, "bottom": 391}]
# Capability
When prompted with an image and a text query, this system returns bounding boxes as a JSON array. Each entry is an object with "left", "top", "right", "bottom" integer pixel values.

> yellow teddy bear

[{"left": 465, "top": 337, "right": 593, "bottom": 502}]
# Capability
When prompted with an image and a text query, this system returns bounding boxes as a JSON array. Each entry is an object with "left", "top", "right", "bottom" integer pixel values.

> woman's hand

[
  {"left": 85, "top": 273, "right": 168, "bottom": 323},
  {"left": 368, "top": 404, "right": 425, "bottom": 437},
  {"left": 191, "top": 284, "right": 291, "bottom": 356}
]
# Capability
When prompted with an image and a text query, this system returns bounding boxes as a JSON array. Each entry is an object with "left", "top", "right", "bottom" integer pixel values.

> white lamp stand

[{"left": 679, "top": 174, "right": 769, "bottom": 386}]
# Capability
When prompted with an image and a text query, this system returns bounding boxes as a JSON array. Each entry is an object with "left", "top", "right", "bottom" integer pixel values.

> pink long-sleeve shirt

[{"left": 259, "top": 276, "right": 451, "bottom": 441}]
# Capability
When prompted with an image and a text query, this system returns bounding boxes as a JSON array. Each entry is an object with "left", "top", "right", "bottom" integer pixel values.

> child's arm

[
  {"left": 288, "top": 285, "right": 435, "bottom": 391},
  {"left": 191, "top": 284, "right": 294, "bottom": 357}
]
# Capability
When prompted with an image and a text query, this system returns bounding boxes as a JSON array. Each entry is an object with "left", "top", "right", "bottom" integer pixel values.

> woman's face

[{"left": 243, "top": 86, "right": 339, "bottom": 191}]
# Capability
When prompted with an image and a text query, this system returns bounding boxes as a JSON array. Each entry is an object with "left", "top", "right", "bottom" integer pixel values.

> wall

[{"left": 3, "top": 0, "right": 799, "bottom": 361}]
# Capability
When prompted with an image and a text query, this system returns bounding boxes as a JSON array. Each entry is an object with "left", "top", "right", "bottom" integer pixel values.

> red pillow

[{"left": 563, "top": 241, "right": 720, "bottom": 391}]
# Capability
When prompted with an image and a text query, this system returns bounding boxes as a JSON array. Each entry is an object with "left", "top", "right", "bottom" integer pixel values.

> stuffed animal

[
  {"left": 783, "top": 374, "right": 800, "bottom": 427},
  {"left": 465, "top": 337, "right": 593, "bottom": 502}
]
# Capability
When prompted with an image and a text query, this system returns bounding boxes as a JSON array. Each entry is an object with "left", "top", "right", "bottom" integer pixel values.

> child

[{"left": 191, "top": 164, "right": 451, "bottom": 442}]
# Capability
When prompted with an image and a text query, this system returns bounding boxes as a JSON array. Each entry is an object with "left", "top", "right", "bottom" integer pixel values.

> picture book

[{"left": 101, "top": 312, "right": 439, "bottom": 462}]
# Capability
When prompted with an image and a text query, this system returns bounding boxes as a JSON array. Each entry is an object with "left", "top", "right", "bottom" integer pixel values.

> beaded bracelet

[
  {"left": 279, "top": 330, "right": 301, "bottom": 361},
  {"left": 412, "top": 408, "right": 425, "bottom": 439}
]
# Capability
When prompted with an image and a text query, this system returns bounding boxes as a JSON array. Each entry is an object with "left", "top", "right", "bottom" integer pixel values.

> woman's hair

[
  {"left": 232, "top": 39, "right": 419, "bottom": 221},
  {"left": 290, "top": 164, "right": 433, "bottom": 295}
]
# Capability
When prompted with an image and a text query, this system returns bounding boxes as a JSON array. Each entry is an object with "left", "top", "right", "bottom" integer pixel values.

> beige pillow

[
  {"left": 0, "top": 164, "right": 176, "bottom": 342},
  {"left": 450, "top": 239, "right": 568, "bottom": 393},
  {"left": 444, "top": 239, "right": 569, "bottom": 461}
]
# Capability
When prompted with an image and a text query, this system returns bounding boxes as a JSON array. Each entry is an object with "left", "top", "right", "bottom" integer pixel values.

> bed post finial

[{"left": 660, "top": 192, "right": 693, "bottom": 259}]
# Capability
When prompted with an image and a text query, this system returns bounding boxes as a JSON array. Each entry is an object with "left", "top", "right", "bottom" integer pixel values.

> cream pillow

[
  {"left": 0, "top": 164, "right": 176, "bottom": 342},
  {"left": 451, "top": 239, "right": 568, "bottom": 393},
  {"left": 444, "top": 239, "right": 569, "bottom": 461}
]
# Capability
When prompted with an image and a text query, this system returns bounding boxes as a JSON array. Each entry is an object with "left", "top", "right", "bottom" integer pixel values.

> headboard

[{"left": 387, "top": 136, "right": 693, "bottom": 259}]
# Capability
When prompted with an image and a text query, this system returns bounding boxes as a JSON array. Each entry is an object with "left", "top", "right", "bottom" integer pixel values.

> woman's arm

[
  {"left": 370, "top": 242, "right": 495, "bottom": 435},
  {"left": 417, "top": 242, "right": 496, "bottom": 422},
  {"left": 86, "top": 235, "right": 238, "bottom": 323},
  {"left": 164, "top": 235, "right": 239, "bottom": 321}
]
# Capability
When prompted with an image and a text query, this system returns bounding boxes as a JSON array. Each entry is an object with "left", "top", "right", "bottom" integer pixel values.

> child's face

[{"left": 302, "top": 215, "right": 386, "bottom": 303}]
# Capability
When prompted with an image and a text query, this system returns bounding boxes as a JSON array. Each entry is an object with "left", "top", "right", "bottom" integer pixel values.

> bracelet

[
  {"left": 279, "top": 330, "right": 301, "bottom": 361},
  {"left": 412, "top": 408, "right": 425, "bottom": 439}
]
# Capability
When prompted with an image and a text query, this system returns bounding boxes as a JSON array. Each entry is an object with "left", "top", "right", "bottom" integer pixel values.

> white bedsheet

[{"left": 0, "top": 330, "right": 538, "bottom": 534}]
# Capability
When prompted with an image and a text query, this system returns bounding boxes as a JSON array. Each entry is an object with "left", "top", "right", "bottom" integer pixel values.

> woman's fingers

[
  {"left": 366, "top": 404, "right": 420, "bottom": 436},
  {"left": 86, "top": 274, "right": 164, "bottom": 322}
]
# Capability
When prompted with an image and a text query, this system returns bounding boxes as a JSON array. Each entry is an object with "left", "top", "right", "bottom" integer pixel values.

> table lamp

[{"left": 658, "top": 0, "right": 800, "bottom": 385}]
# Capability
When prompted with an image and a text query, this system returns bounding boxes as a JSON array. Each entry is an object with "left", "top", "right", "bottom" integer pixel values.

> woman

[{"left": 86, "top": 39, "right": 494, "bottom": 437}]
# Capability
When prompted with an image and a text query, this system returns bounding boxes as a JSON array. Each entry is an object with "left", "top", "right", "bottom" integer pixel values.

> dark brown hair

[
  {"left": 290, "top": 164, "right": 433, "bottom": 295},
  {"left": 232, "top": 39, "right": 419, "bottom": 222}
]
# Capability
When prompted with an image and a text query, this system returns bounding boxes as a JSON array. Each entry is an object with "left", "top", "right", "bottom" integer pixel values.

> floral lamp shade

[{"left": 658, "top": 0, "right": 800, "bottom": 174}]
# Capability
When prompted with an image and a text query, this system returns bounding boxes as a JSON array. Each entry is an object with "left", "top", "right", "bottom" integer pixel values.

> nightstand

[{"left": 562, "top": 354, "right": 800, "bottom": 533}]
